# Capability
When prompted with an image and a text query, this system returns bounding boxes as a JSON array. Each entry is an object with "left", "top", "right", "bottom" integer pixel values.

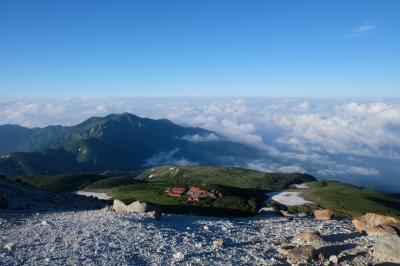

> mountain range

[{"left": 0, "top": 113, "right": 261, "bottom": 176}]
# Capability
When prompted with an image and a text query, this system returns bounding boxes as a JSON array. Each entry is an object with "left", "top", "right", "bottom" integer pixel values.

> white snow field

[{"left": 0, "top": 209, "right": 373, "bottom": 265}]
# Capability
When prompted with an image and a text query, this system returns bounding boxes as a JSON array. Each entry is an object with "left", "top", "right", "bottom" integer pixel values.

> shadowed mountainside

[{"left": 0, "top": 113, "right": 262, "bottom": 175}]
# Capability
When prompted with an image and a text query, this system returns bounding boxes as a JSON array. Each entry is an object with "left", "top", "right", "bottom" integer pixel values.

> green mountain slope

[
  {"left": 304, "top": 181, "right": 400, "bottom": 218},
  {"left": 136, "top": 166, "right": 316, "bottom": 190},
  {"left": 0, "top": 113, "right": 263, "bottom": 175}
]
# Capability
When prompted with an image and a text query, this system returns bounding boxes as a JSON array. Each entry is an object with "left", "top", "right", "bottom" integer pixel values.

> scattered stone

[
  {"left": 280, "top": 210, "right": 296, "bottom": 217},
  {"left": 278, "top": 245, "right": 295, "bottom": 256},
  {"left": 3, "top": 243, "right": 14, "bottom": 252},
  {"left": 145, "top": 210, "right": 160, "bottom": 219},
  {"left": 0, "top": 207, "right": 378, "bottom": 265},
  {"left": 373, "top": 234, "right": 400, "bottom": 263},
  {"left": 329, "top": 255, "right": 339, "bottom": 264},
  {"left": 286, "top": 245, "right": 316, "bottom": 263},
  {"left": 203, "top": 225, "right": 209, "bottom": 230},
  {"left": 173, "top": 251, "right": 184, "bottom": 260},
  {"left": 102, "top": 205, "right": 113, "bottom": 212},
  {"left": 318, "top": 252, "right": 325, "bottom": 262},
  {"left": 212, "top": 239, "right": 224, "bottom": 249},
  {"left": 41, "top": 220, "right": 48, "bottom": 226},
  {"left": 314, "top": 209, "right": 334, "bottom": 220},
  {"left": 297, "top": 212, "right": 307, "bottom": 218}
]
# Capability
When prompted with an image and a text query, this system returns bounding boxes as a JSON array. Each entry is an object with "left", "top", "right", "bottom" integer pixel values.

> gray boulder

[
  {"left": 285, "top": 245, "right": 316, "bottom": 263},
  {"left": 373, "top": 234, "right": 400, "bottom": 263},
  {"left": 112, "top": 200, "right": 161, "bottom": 219}
]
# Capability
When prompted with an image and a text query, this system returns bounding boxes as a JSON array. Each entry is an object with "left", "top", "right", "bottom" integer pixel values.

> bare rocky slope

[
  {"left": 0, "top": 177, "right": 398, "bottom": 265},
  {"left": 0, "top": 176, "right": 107, "bottom": 211},
  {"left": 0, "top": 209, "right": 375, "bottom": 266}
]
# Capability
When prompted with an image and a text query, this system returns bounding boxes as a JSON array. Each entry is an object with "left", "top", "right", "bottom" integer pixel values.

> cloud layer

[{"left": 1, "top": 97, "right": 399, "bottom": 192}]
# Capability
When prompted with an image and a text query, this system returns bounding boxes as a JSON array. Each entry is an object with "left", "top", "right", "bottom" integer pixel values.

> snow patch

[
  {"left": 76, "top": 191, "right": 112, "bottom": 200},
  {"left": 294, "top": 183, "right": 309, "bottom": 189},
  {"left": 266, "top": 191, "right": 313, "bottom": 206}
]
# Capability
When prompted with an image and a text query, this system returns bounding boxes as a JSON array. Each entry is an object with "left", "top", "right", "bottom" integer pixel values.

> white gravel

[{"left": 0, "top": 209, "right": 374, "bottom": 265}]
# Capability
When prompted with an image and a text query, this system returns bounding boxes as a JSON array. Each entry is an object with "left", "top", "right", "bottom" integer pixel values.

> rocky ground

[
  {"left": 0, "top": 177, "right": 107, "bottom": 211},
  {"left": 0, "top": 208, "right": 377, "bottom": 266}
]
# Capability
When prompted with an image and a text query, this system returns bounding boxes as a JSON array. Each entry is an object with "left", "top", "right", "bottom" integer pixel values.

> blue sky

[{"left": 0, "top": 0, "right": 399, "bottom": 97}]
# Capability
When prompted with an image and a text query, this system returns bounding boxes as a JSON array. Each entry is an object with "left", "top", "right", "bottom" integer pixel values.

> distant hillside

[
  {"left": 5, "top": 166, "right": 314, "bottom": 216},
  {"left": 304, "top": 181, "right": 400, "bottom": 218},
  {"left": 0, "top": 113, "right": 262, "bottom": 175},
  {"left": 136, "top": 166, "right": 316, "bottom": 191}
]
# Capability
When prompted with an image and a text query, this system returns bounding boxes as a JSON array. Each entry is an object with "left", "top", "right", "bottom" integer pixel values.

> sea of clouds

[{"left": 0, "top": 97, "right": 399, "bottom": 192}]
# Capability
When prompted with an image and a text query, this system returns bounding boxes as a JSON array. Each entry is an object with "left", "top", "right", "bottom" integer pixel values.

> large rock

[
  {"left": 366, "top": 224, "right": 399, "bottom": 236},
  {"left": 294, "top": 231, "right": 324, "bottom": 247},
  {"left": 112, "top": 200, "right": 161, "bottom": 218},
  {"left": 352, "top": 218, "right": 367, "bottom": 232},
  {"left": 286, "top": 245, "right": 316, "bottom": 263},
  {"left": 3, "top": 243, "right": 14, "bottom": 252},
  {"left": 373, "top": 234, "right": 400, "bottom": 263},
  {"left": 352, "top": 213, "right": 400, "bottom": 236},
  {"left": 112, "top": 199, "right": 129, "bottom": 212},
  {"left": 364, "top": 213, "right": 399, "bottom": 227},
  {"left": 314, "top": 209, "right": 334, "bottom": 220},
  {"left": 212, "top": 239, "right": 224, "bottom": 249}
]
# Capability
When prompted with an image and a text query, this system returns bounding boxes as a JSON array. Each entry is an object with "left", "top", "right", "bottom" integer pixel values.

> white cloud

[
  {"left": 142, "top": 148, "right": 198, "bottom": 167},
  {"left": 293, "top": 101, "right": 310, "bottom": 113},
  {"left": 276, "top": 165, "right": 307, "bottom": 174},
  {"left": 181, "top": 133, "right": 220, "bottom": 143},
  {"left": 348, "top": 22, "right": 376, "bottom": 37},
  {"left": 317, "top": 164, "right": 380, "bottom": 177}
]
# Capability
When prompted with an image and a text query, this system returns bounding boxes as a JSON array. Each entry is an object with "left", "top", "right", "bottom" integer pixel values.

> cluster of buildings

[{"left": 165, "top": 186, "right": 223, "bottom": 202}]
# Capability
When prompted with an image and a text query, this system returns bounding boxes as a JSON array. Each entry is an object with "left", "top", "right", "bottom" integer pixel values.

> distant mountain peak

[{"left": 0, "top": 113, "right": 261, "bottom": 176}]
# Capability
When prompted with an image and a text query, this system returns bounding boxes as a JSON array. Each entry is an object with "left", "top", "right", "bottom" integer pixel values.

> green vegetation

[
  {"left": 286, "top": 205, "right": 317, "bottom": 215},
  {"left": 137, "top": 166, "right": 315, "bottom": 191},
  {"left": 4, "top": 166, "right": 315, "bottom": 216},
  {"left": 305, "top": 181, "right": 400, "bottom": 218},
  {"left": 8, "top": 174, "right": 105, "bottom": 192},
  {"left": 86, "top": 176, "right": 264, "bottom": 216},
  {"left": 82, "top": 166, "right": 315, "bottom": 216},
  {"left": 8, "top": 166, "right": 400, "bottom": 219}
]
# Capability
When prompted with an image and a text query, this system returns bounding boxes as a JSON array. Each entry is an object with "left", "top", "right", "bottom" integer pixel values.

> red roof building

[
  {"left": 165, "top": 187, "right": 186, "bottom": 197},
  {"left": 166, "top": 186, "right": 222, "bottom": 201}
]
